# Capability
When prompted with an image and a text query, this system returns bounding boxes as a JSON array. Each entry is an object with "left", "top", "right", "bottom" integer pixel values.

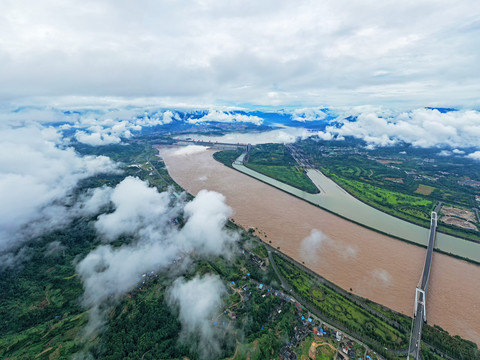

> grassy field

[
  {"left": 0, "top": 312, "right": 87, "bottom": 359},
  {"left": 415, "top": 184, "right": 435, "bottom": 195},
  {"left": 296, "top": 138, "right": 480, "bottom": 240},
  {"left": 321, "top": 168, "right": 435, "bottom": 226},
  {"left": 245, "top": 163, "right": 319, "bottom": 193}
]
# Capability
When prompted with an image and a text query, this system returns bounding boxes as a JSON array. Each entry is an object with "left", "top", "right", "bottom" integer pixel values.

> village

[
  {"left": 223, "top": 247, "right": 383, "bottom": 360},
  {"left": 241, "top": 247, "right": 381, "bottom": 360},
  {"left": 131, "top": 242, "right": 384, "bottom": 360}
]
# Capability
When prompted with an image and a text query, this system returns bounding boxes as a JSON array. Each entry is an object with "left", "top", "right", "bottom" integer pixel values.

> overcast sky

[{"left": 1, "top": 0, "right": 479, "bottom": 109}]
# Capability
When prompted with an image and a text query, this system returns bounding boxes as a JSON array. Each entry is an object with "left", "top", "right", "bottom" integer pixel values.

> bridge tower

[{"left": 414, "top": 288, "right": 427, "bottom": 322}]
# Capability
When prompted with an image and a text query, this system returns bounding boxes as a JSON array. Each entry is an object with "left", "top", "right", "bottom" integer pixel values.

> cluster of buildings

[
  {"left": 136, "top": 271, "right": 158, "bottom": 291},
  {"left": 249, "top": 253, "right": 267, "bottom": 270},
  {"left": 279, "top": 300, "right": 350, "bottom": 360},
  {"left": 458, "top": 179, "right": 480, "bottom": 187},
  {"left": 339, "top": 339, "right": 358, "bottom": 359}
]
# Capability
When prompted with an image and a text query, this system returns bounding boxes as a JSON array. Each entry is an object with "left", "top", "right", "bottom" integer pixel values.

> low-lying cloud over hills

[
  {"left": 3, "top": 105, "right": 479, "bottom": 157},
  {"left": 76, "top": 179, "right": 239, "bottom": 356},
  {"left": 0, "top": 124, "right": 119, "bottom": 268}
]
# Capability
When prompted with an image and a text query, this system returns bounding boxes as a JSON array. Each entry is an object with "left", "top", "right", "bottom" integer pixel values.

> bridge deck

[{"left": 408, "top": 211, "right": 438, "bottom": 359}]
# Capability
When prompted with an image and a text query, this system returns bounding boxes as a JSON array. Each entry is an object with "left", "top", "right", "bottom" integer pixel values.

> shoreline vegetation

[
  {"left": 265, "top": 243, "right": 479, "bottom": 360},
  {"left": 295, "top": 139, "right": 480, "bottom": 243},
  {"left": 320, "top": 167, "right": 480, "bottom": 243},
  {"left": 213, "top": 146, "right": 320, "bottom": 194},
  {"left": 213, "top": 150, "right": 480, "bottom": 266}
]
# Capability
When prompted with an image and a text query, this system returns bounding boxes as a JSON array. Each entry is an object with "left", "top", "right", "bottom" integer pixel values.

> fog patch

[
  {"left": 45, "top": 241, "right": 66, "bottom": 257},
  {"left": 167, "top": 274, "right": 228, "bottom": 359},
  {"left": 300, "top": 229, "right": 358, "bottom": 264},
  {"left": 340, "top": 244, "right": 358, "bottom": 260},
  {"left": 300, "top": 229, "right": 329, "bottom": 264},
  {"left": 372, "top": 268, "right": 393, "bottom": 287},
  {"left": 74, "top": 186, "right": 114, "bottom": 216},
  {"left": 173, "top": 145, "right": 209, "bottom": 156},
  {"left": 177, "top": 127, "right": 313, "bottom": 145}
]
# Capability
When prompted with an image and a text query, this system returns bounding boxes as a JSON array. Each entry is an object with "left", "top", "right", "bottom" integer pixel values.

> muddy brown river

[{"left": 159, "top": 146, "right": 480, "bottom": 345}]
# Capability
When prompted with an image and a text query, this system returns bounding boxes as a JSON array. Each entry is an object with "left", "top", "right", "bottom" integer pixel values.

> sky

[{"left": 1, "top": 0, "right": 480, "bottom": 108}]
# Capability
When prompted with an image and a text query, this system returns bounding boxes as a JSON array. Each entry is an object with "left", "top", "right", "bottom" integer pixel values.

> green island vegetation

[
  {"left": 289, "top": 137, "right": 480, "bottom": 241},
  {"left": 213, "top": 148, "right": 245, "bottom": 168},
  {"left": 1, "top": 139, "right": 479, "bottom": 360},
  {"left": 243, "top": 143, "right": 319, "bottom": 194}
]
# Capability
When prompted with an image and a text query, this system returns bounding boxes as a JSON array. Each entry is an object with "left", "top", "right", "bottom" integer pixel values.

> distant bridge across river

[{"left": 173, "top": 138, "right": 250, "bottom": 151}]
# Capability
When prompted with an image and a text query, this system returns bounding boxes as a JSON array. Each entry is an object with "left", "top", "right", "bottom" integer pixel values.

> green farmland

[{"left": 244, "top": 144, "right": 319, "bottom": 194}]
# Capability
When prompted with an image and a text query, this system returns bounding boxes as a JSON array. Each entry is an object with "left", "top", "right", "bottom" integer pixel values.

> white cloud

[
  {"left": 167, "top": 274, "right": 228, "bottom": 359},
  {"left": 172, "top": 145, "right": 209, "bottom": 156},
  {"left": 179, "top": 190, "right": 236, "bottom": 257},
  {"left": 0, "top": 124, "right": 119, "bottom": 264},
  {"left": 68, "top": 108, "right": 182, "bottom": 145},
  {"left": 323, "top": 108, "right": 480, "bottom": 148},
  {"left": 317, "top": 131, "right": 334, "bottom": 141},
  {"left": 188, "top": 110, "right": 263, "bottom": 125},
  {"left": 290, "top": 108, "right": 327, "bottom": 122},
  {"left": 76, "top": 178, "right": 239, "bottom": 334},
  {"left": 300, "top": 229, "right": 329, "bottom": 264},
  {"left": 94, "top": 177, "right": 175, "bottom": 241},
  {"left": 1, "top": 1, "right": 479, "bottom": 107},
  {"left": 75, "top": 130, "right": 121, "bottom": 146},
  {"left": 467, "top": 151, "right": 480, "bottom": 160}
]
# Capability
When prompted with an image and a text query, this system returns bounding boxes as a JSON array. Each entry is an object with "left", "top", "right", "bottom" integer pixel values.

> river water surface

[{"left": 159, "top": 146, "right": 480, "bottom": 345}]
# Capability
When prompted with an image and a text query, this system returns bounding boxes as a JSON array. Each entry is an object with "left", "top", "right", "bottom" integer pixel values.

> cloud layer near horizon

[
  {"left": 320, "top": 108, "right": 480, "bottom": 152},
  {"left": 1, "top": 0, "right": 480, "bottom": 107}
]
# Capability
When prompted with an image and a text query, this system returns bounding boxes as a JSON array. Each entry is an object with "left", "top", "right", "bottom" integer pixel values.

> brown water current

[{"left": 158, "top": 146, "right": 480, "bottom": 345}]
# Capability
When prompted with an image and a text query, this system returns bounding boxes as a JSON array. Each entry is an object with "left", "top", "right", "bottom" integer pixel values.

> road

[
  {"left": 265, "top": 245, "right": 406, "bottom": 359},
  {"left": 173, "top": 139, "right": 247, "bottom": 150}
]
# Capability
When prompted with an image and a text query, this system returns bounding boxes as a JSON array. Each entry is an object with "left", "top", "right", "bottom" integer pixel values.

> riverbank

[
  {"left": 158, "top": 146, "right": 480, "bottom": 345},
  {"left": 231, "top": 152, "right": 480, "bottom": 264}
]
